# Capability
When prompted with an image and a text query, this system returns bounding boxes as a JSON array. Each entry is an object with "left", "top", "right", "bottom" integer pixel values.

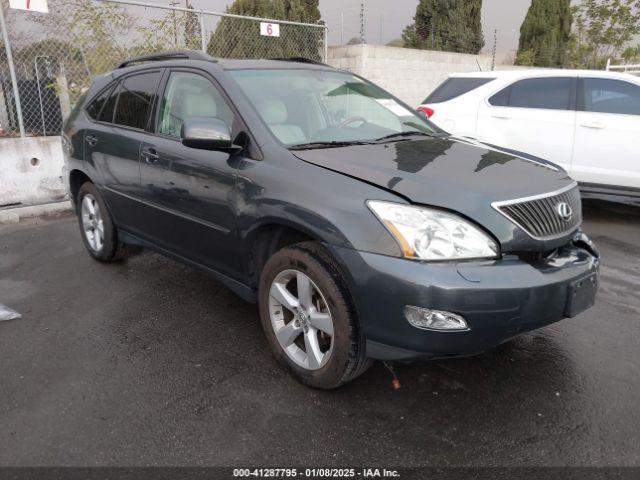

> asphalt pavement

[{"left": 1, "top": 201, "right": 639, "bottom": 466}]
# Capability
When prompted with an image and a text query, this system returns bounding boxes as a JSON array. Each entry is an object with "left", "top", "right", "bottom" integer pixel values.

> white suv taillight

[{"left": 418, "top": 106, "right": 434, "bottom": 118}]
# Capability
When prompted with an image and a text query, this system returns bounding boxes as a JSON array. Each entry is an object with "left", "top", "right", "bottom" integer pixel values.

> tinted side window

[
  {"left": 98, "top": 83, "right": 119, "bottom": 123},
  {"left": 158, "top": 71, "right": 235, "bottom": 138},
  {"left": 86, "top": 85, "right": 114, "bottom": 120},
  {"left": 424, "top": 77, "right": 495, "bottom": 103},
  {"left": 512, "top": 77, "right": 572, "bottom": 110},
  {"left": 490, "top": 77, "right": 573, "bottom": 110},
  {"left": 114, "top": 72, "right": 160, "bottom": 130},
  {"left": 580, "top": 78, "right": 640, "bottom": 115}
]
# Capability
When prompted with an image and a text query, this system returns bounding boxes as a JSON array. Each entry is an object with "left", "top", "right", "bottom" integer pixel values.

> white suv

[{"left": 419, "top": 70, "right": 640, "bottom": 205}]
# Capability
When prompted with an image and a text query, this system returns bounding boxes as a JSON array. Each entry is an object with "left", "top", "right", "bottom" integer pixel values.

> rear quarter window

[
  {"left": 85, "top": 85, "right": 114, "bottom": 120},
  {"left": 423, "top": 77, "right": 495, "bottom": 103}
]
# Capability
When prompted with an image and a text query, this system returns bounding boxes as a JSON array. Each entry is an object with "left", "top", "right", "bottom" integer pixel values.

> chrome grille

[{"left": 493, "top": 184, "right": 582, "bottom": 240}]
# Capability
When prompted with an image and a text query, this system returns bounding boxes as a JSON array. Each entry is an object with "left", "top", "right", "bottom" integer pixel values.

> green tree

[
  {"left": 621, "top": 45, "right": 640, "bottom": 62},
  {"left": 184, "top": 1, "right": 201, "bottom": 50},
  {"left": 401, "top": 0, "right": 484, "bottom": 54},
  {"left": 207, "top": 0, "right": 323, "bottom": 60},
  {"left": 515, "top": 0, "right": 572, "bottom": 67},
  {"left": 567, "top": 0, "right": 640, "bottom": 69}
]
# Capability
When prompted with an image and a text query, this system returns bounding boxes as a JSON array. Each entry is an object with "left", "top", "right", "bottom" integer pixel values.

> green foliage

[
  {"left": 26, "top": 0, "right": 133, "bottom": 104},
  {"left": 184, "top": 1, "right": 201, "bottom": 50},
  {"left": 515, "top": 0, "right": 572, "bottom": 67},
  {"left": 134, "top": 3, "right": 200, "bottom": 55},
  {"left": 207, "top": 0, "right": 323, "bottom": 60},
  {"left": 621, "top": 45, "right": 640, "bottom": 62},
  {"left": 347, "top": 37, "right": 363, "bottom": 45},
  {"left": 401, "top": 0, "right": 484, "bottom": 54},
  {"left": 567, "top": 0, "right": 640, "bottom": 69},
  {"left": 515, "top": 49, "right": 536, "bottom": 66}
]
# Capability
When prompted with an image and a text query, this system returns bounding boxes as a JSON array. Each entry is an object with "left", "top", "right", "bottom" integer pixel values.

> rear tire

[
  {"left": 76, "top": 182, "right": 133, "bottom": 262},
  {"left": 258, "top": 242, "right": 371, "bottom": 389}
]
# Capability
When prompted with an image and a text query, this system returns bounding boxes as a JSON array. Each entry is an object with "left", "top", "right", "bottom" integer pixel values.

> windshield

[{"left": 230, "top": 68, "right": 435, "bottom": 147}]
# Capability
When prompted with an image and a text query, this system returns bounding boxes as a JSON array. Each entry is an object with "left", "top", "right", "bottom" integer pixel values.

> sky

[{"left": 144, "top": 0, "right": 533, "bottom": 56}]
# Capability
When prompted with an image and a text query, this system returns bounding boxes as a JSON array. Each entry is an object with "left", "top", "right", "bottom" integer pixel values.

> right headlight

[{"left": 367, "top": 200, "right": 499, "bottom": 261}]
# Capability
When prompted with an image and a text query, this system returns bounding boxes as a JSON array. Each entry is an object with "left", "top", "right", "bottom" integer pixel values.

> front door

[
  {"left": 138, "top": 69, "right": 241, "bottom": 278},
  {"left": 572, "top": 77, "right": 640, "bottom": 189}
]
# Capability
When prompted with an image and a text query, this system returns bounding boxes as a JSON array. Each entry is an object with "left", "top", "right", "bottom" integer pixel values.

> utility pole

[
  {"left": 359, "top": 1, "right": 365, "bottom": 44},
  {"left": 340, "top": 11, "right": 343, "bottom": 45}
]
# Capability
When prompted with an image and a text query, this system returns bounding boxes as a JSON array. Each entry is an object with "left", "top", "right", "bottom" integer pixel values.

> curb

[{"left": 0, "top": 201, "right": 72, "bottom": 225}]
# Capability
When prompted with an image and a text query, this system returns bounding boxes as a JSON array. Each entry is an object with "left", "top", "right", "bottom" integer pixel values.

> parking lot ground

[{"left": 1, "top": 201, "right": 639, "bottom": 467}]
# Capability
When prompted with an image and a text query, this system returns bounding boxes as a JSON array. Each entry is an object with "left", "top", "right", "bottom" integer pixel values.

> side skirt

[{"left": 118, "top": 229, "right": 257, "bottom": 303}]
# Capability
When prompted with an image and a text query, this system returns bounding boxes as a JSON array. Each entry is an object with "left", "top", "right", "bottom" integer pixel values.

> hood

[{"left": 292, "top": 136, "right": 577, "bottom": 251}]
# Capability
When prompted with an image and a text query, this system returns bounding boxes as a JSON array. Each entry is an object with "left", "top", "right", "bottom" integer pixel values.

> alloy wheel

[
  {"left": 268, "top": 269, "right": 334, "bottom": 370},
  {"left": 81, "top": 194, "right": 104, "bottom": 252}
]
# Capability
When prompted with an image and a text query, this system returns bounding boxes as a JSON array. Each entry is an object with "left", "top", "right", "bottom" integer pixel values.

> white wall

[
  {"left": 327, "top": 44, "right": 523, "bottom": 107},
  {"left": 0, "top": 136, "right": 67, "bottom": 208}
]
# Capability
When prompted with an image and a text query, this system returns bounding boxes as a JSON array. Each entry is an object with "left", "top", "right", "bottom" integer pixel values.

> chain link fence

[{"left": 0, "top": 0, "right": 327, "bottom": 138}]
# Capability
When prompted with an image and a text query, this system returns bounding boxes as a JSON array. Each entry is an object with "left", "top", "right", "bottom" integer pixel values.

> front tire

[
  {"left": 258, "top": 242, "right": 371, "bottom": 389},
  {"left": 76, "top": 182, "right": 132, "bottom": 262}
]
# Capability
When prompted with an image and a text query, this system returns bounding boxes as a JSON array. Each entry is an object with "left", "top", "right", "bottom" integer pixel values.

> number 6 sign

[{"left": 260, "top": 22, "right": 280, "bottom": 37}]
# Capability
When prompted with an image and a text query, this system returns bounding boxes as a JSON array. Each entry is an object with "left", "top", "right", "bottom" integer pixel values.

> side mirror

[{"left": 180, "top": 117, "right": 241, "bottom": 153}]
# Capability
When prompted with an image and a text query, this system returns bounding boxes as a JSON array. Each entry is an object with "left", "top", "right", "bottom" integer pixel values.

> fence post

[
  {"left": 0, "top": 5, "right": 25, "bottom": 137},
  {"left": 199, "top": 10, "right": 206, "bottom": 53},
  {"left": 323, "top": 25, "right": 328, "bottom": 62}
]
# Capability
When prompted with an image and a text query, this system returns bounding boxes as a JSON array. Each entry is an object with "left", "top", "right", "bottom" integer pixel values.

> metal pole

[
  {"left": 340, "top": 11, "right": 343, "bottom": 45},
  {"left": 34, "top": 56, "right": 47, "bottom": 135},
  {"left": 0, "top": 5, "right": 25, "bottom": 137},
  {"left": 323, "top": 25, "right": 328, "bottom": 62},
  {"left": 199, "top": 10, "right": 206, "bottom": 52}
]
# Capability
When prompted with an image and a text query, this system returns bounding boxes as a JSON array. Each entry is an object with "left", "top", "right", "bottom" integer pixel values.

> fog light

[{"left": 404, "top": 305, "right": 469, "bottom": 332}]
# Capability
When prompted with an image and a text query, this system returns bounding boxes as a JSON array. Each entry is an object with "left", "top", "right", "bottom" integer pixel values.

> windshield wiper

[
  {"left": 289, "top": 140, "right": 372, "bottom": 150},
  {"left": 373, "top": 131, "right": 433, "bottom": 142}
]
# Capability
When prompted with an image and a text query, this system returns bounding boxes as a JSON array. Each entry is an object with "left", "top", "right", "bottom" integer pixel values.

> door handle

[
  {"left": 491, "top": 114, "right": 511, "bottom": 120},
  {"left": 85, "top": 134, "right": 98, "bottom": 146},
  {"left": 141, "top": 148, "right": 159, "bottom": 163},
  {"left": 580, "top": 121, "right": 605, "bottom": 130}
]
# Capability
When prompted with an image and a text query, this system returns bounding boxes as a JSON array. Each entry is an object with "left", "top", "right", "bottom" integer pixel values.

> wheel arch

[
  {"left": 69, "top": 169, "right": 93, "bottom": 208},
  {"left": 245, "top": 220, "right": 321, "bottom": 289}
]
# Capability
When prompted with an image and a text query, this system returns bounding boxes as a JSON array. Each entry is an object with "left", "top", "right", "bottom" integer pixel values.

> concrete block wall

[
  {"left": 0, "top": 136, "right": 67, "bottom": 208},
  {"left": 327, "top": 44, "right": 523, "bottom": 107}
]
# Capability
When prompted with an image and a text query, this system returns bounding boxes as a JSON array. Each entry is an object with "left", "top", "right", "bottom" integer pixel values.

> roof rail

[
  {"left": 117, "top": 51, "right": 216, "bottom": 69},
  {"left": 269, "top": 57, "right": 329, "bottom": 66}
]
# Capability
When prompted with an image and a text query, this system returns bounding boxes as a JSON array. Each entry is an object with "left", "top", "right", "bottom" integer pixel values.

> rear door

[
  {"left": 572, "top": 77, "right": 640, "bottom": 189},
  {"left": 137, "top": 68, "right": 242, "bottom": 278},
  {"left": 476, "top": 76, "right": 577, "bottom": 171},
  {"left": 85, "top": 70, "right": 162, "bottom": 228}
]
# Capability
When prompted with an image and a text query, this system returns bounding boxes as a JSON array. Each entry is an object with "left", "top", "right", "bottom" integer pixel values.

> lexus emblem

[{"left": 556, "top": 202, "right": 573, "bottom": 222}]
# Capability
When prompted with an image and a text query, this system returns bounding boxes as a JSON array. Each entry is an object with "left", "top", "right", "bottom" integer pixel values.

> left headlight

[{"left": 367, "top": 200, "right": 499, "bottom": 261}]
